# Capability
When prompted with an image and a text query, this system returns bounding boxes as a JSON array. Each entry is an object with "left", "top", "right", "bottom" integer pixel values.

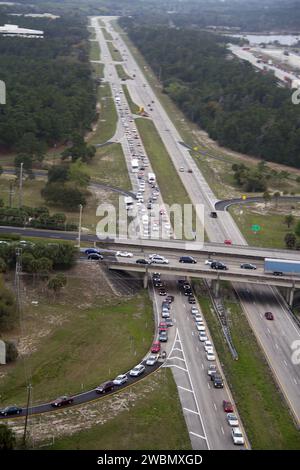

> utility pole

[
  {"left": 9, "top": 181, "right": 14, "bottom": 208},
  {"left": 22, "top": 383, "right": 32, "bottom": 448},
  {"left": 78, "top": 204, "right": 83, "bottom": 250},
  {"left": 19, "top": 162, "right": 23, "bottom": 208}
]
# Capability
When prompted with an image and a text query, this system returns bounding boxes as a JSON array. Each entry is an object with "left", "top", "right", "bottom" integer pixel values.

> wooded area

[
  {"left": 121, "top": 21, "right": 300, "bottom": 168},
  {"left": 0, "top": 13, "right": 96, "bottom": 152}
]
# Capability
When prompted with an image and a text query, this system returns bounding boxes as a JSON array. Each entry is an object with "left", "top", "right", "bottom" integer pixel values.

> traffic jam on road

[{"left": 151, "top": 270, "right": 245, "bottom": 447}]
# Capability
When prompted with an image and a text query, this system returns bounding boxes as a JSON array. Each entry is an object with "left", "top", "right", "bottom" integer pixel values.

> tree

[
  {"left": 273, "top": 191, "right": 281, "bottom": 208},
  {"left": 14, "top": 154, "right": 34, "bottom": 179},
  {"left": 5, "top": 341, "right": 18, "bottom": 363},
  {"left": 47, "top": 273, "right": 67, "bottom": 297},
  {"left": 0, "top": 257, "right": 6, "bottom": 273},
  {"left": 295, "top": 220, "right": 300, "bottom": 238},
  {"left": 284, "top": 214, "right": 295, "bottom": 229},
  {"left": 41, "top": 183, "right": 87, "bottom": 210},
  {"left": 48, "top": 165, "right": 69, "bottom": 184},
  {"left": 69, "top": 159, "right": 90, "bottom": 187},
  {"left": 284, "top": 232, "right": 297, "bottom": 249},
  {"left": 61, "top": 134, "right": 96, "bottom": 163},
  {"left": 263, "top": 191, "right": 271, "bottom": 208},
  {"left": 0, "top": 279, "right": 18, "bottom": 331},
  {"left": 0, "top": 424, "right": 16, "bottom": 450}
]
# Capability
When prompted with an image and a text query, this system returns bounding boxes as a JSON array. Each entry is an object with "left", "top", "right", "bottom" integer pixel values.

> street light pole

[
  {"left": 19, "top": 162, "right": 23, "bottom": 208},
  {"left": 78, "top": 204, "right": 83, "bottom": 250}
]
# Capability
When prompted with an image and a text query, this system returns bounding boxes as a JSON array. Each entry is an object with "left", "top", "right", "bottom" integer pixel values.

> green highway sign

[{"left": 251, "top": 224, "right": 261, "bottom": 232}]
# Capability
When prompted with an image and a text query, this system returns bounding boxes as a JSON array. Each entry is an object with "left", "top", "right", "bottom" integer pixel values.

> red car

[
  {"left": 151, "top": 341, "right": 161, "bottom": 354},
  {"left": 265, "top": 311, "right": 274, "bottom": 321},
  {"left": 51, "top": 395, "right": 74, "bottom": 408},
  {"left": 224, "top": 239, "right": 232, "bottom": 245},
  {"left": 223, "top": 400, "right": 234, "bottom": 413},
  {"left": 159, "top": 322, "right": 168, "bottom": 331}
]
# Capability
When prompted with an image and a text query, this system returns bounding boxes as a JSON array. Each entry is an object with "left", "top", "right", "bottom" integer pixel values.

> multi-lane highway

[
  {"left": 91, "top": 16, "right": 248, "bottom": 449},
  {"left": 96, "top": 16, "right": 300, "bottom": 428}
]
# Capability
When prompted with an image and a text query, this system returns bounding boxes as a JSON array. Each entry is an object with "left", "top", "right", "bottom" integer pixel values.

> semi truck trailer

[{"left": 264, "top": 258, "right": 300, "bottom": 276}]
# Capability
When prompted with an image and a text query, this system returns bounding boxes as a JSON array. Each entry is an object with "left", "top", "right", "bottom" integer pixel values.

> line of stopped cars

[{"left": 178, "top": 277, "right": 245, "bottom": 446}]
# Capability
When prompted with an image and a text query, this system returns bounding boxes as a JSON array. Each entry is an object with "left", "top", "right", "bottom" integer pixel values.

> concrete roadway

[
  {"left": 99, "top": 17, "right": 300, "bottom": 426},
  {"left": 151, "top": 275, "right": 246, "bottom": 450}
]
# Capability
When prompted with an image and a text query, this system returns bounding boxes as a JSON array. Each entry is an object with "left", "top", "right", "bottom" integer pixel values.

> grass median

[
  {"left": 89, "top": 82, "right": 117, "bottom": 145},
  {"left": 194, "top": 280, "right": 300, "bottom": 450},
  {"left": 116, "top": 64, "right": 132, "bottom": 81},
  {"left": 107, "top": 41, "right": 122, "bottom": 62},
  {"left": 122, "top": 84, "right": 140, "bottom": 114}
]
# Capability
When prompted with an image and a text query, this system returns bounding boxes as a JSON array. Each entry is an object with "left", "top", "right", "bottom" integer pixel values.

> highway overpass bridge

[{"left": 105, "top": 257, "right": 300, "bottom": 305}]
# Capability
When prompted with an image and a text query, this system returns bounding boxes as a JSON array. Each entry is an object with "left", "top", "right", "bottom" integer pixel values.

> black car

[
  {"left": 213, "top": 376, "right": 224, "bottom": 389},
  {"left": 85, "top": 248, "right": 101, "bottom": 255},
  {"left": 188, "top": 296, "right": 196, "bottom": 304},
  {"left": 154, "top": 281, "right": 163, "bottom": 288},
  {"left": 210, "top": 212, "right": 218, "bottom": 218},
  {"left": 88, "top": 253, "right": 103, "bottom": 261},
  {"left": 165, "top": 318, "right": 174, "bottom": 327},
  {"left": 136, "top": 259, "right": 149, "bottom": 264},
  {"left": 0, "top": 406, "right": 22, "bottom": 416},
  {"left": 240, "top": 263, "right": 257, "bottom": 270},
  {"left": 179, "top": 256, "right": 197, "bottom": 264},
  {"left": 184, "top": 290, "right": 193, "bottom": 297},
  {"left": 95, "top": 381, "right": 115, "bottom": 394},
  {"left": 159, "top": 331, "right": 168, "bottom": 342},
  {"left": 210, "top": 261, "right": 228, "bottom": 270}
]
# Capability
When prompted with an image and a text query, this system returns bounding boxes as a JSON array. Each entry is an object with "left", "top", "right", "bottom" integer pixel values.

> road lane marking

[
  {"left": 201, "top": 363, "right": 204, "bottom": 370},
  {"left": 207, "top": 383, "right": 211, "bottom": 389},
  {"left": 221, "top": 426, "right": 225, "bottom": 435},
  {"left": 183, "top": 407, "right": 200, "bottom": 416},
  {"left": 213, "top": 403, "right": 217, "bottom": 411},
  {"left": 163, "top": 364, "right": 188, "bottom": 372},
  {"left": 284, "top": 360, "right": 288, "bottom": 367},
  {"left": 168, "top": 356, "right": 185, "bottom": 362},
  {"left": 178, "top": 385, "right": 193, "bottom": 393},
  {"left": 189, "top": 431, "right": 206, "bottom": 440}
]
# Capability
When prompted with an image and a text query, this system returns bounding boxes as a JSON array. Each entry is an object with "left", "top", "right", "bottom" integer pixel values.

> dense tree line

[
  {"left": 121, "top": 22, "right": 300, "bottom": 168},
  {"left": 0, "top": 13, "right": 96, "bottom": 152}
]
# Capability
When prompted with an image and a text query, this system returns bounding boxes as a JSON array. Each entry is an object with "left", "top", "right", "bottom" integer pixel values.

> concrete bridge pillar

[
  {"left": 212, "top": 279, "right": 220, "bottom": 298},
  {"left": 143, "top": 272, "right": 148, "bottom": 289},
  {"left": 287, "top": 287, "right": 295, "bottom": 307}
]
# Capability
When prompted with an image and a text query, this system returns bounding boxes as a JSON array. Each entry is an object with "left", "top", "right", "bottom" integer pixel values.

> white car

[
  {"left": 206, "top": 352, "right": 216, "bottom": 361},
  {"left": 199, "top": 333, "right": 208, "bottom": 342},
  {"left": 204, "top": 340, "right": 212, "bottom": 348},
  {"left": 116, "top": 251, "right": 133, "bottom": 258},
  {"left": 227, "top": 413, "right": 239, "bottom": 427},
  {"left": 146, "top": 355, "right": 158, "bottom": 366},
  {"left": 196, "top": 324, "right": 206, "bottom": 332},
  {"left": 204, "top": 345, "right": 214, "bottom": 354},
  {"left": 191, "top": 307, "right": 199, "bottom": 315},
  {"left": 113, "top": 374, "right": 128, "bottom": 386},
  {"left": 231, "top": 427, "right": 244, "bottom": 445},
  {"left": 149, "top": 255, "right": 169, "bottom": 264},
  {"left": 129, "top": 364, "right": 145, "bottom": 377}
]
